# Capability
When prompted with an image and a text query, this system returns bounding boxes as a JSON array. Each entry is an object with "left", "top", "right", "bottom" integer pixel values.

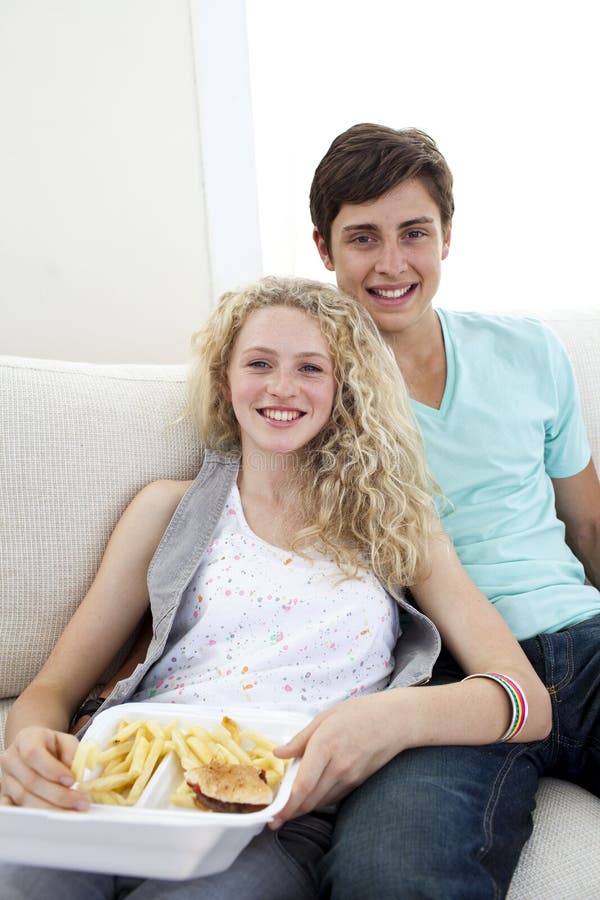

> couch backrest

[
  {"left": 0, "top": 357, "right": 203, "bottom": 734},
  {"left": 542, "top": 314, "right": 600, "bottom": 466}
]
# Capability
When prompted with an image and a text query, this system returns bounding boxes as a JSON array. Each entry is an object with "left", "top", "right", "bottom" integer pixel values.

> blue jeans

[
  {"left": 1, "top": 811, "right": 333, "bottom": 899},
  {"left": 320, "top": 613, "right": 600, "bottom": 900}
]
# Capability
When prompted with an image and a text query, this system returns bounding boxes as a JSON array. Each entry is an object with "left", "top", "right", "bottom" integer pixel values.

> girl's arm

[
  {"left": 407, "top": 528, "right": 552, "bottom": 743},
  {"left": 271, "top": 530, "right": 551, "bottom": 826},
  {"left": 0, "top": 479, "right": 189, "bottom": 810}
]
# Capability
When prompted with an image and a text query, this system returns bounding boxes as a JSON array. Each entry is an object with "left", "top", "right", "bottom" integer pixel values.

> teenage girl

[{"left": 0, "top": 276, "right": 550, "bottom": 900}]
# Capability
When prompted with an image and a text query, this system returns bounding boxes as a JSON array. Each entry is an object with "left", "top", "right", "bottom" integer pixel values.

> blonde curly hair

[{"left": 189, "top": 275, "right": 438, "bottom": 592}]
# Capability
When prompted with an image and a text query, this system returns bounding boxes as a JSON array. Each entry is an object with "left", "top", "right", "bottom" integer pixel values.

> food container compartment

[{"left": 0, "top": 703, "right": 310, "bottom": 880}]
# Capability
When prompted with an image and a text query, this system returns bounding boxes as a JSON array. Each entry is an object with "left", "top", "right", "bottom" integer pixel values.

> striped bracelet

[{"left": 462, "top": 672, "right": 528, "bottom": 742}]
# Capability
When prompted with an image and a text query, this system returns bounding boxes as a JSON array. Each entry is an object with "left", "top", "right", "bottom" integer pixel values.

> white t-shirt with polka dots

[{"left": 134, "top": 483, "right": 399, "bottom": 715}]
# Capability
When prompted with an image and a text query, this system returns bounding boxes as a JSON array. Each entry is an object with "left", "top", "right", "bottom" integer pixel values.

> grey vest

[{"left": 95, "top": 450, "right": 441, "bottom": 719}]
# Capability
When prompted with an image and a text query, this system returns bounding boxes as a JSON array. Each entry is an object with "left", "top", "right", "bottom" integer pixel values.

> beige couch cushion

[
  {"left": 0, "top": 356, "right": 202, "bottom": 712},
  {"left": 508, "top": 778, "right": 600, "bottom": 897}
]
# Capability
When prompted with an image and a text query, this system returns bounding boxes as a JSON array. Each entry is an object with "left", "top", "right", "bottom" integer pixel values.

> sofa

[{"left": 1, "top": 311, "right": 600, "bottom": 895}]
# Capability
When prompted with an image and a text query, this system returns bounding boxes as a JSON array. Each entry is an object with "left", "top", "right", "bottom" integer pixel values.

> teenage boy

[{"left": 310, "top": 123, "right": 600, "bottom": 899}]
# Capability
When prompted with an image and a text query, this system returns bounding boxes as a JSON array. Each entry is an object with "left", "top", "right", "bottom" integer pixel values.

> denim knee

[{"left": 522, "top": 613, "right": 600, "bottom": 795}]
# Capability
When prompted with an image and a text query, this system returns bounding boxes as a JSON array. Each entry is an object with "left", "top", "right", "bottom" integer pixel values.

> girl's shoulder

[
  {"left": 118, "top": 479, "right": 193, "bottom": 545},
  {"left": 133, "top": 478, "right": 193, "bottom": 515}
]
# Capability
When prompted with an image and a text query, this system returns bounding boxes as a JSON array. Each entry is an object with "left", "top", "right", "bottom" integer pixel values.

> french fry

[
  {"left": 222, "top": 716, "right": 241, "bottom": 743},
  {"left": 171, "top": 779, "right": 197, "bottom": 805},
  {"left": 170, "top": 728, "right": 200, "bottom": 771},
  {"left": 159, "top": 721, "right": 178, "bottom": 740},
  {"left": 185, "top": 726, "right": 230, "bottom": 763},
  {"left": 210, "top": 724, "right": 253, "bottom": 765},
  {"left": 112, "top": 720, "right": 143, "bottom": 743},
  {"left": 90, "top": 789, "right": 128, "bottom": 805},
  {"left": 98, "top": 740, "right": 134, "bottom": 765},
  {"left": 78, "top": 771, "right": 137, "bottom": 793},
  {"left": 71, "top": 738, "right": 99, "bottom": 783},
  {"left": 240, "top": 729, "right": 277, "bottom": 752},
  {"left": 129, "top": 733, "right": 150, "bottom": 777},
  {"left": 186, "top": 735, "right": 215, "bottom": 765},
  {"left": 263, "top": 769, "right": 283, "bottom": 789},
  {"left": 102, "top": 758, "right": 131, "bottom": 776},
  {"left": 143, "top": 720, "right": 165, "bottom": 740},
  {"left": 127, "top": 737, "right": 165, "bottom": 804},
  {"left": 171, "top": 793, "right": 197, "bottom": 808},
  {"left": 252, "top": 754, "right": 285, "bottom": 774}
]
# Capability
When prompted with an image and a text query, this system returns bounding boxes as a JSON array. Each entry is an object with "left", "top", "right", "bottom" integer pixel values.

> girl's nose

[{"left": 267, "top": 368, "right": 297, "bottom": 398}]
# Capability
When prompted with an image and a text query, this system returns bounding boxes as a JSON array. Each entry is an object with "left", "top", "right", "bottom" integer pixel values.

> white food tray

[{"left": 0, "top": 703, "right": 310, "bottom": 880}]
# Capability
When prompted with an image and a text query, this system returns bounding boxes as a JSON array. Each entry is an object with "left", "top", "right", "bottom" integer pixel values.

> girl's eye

[
  {"left": 301, "top": 364, "right": 322, "bottom": 373},
  {"left": 248, "top": 360, "right": 269, "bottom": 369}
]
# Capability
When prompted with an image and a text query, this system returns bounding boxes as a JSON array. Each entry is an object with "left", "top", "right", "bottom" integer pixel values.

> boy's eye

[
  {"left": 351, "top": 234, "right": 375, "bottom": 244},
  {"left": 406, "top": 229, "right": 426, "bottom": 239}
]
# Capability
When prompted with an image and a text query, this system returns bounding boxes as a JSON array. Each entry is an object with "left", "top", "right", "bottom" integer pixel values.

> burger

[{"left": 185, "top": 760, "right": 274, "bottom": 813}]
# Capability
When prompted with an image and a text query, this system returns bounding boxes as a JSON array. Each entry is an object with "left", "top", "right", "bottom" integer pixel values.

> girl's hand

[
  {"left": 0, "top": 726, "right": 90, "bottom": 811},
  {"left": 269, "top": 692, "right": 405, "bottom": 828}
]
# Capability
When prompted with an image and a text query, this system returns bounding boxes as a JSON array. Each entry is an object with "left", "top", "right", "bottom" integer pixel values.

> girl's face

[{"left": 227, "top": 306, "right": 336, "bottom": 461}]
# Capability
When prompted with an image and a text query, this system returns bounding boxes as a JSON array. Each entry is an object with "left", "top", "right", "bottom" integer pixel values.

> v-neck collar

[{"left": 411, "top": 309, "right": 455, "bottom": 418}]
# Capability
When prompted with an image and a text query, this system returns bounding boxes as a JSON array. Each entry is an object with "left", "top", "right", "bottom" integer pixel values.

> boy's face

[{"left": 313, "top": 178, "right": 451, "bottom": 338}]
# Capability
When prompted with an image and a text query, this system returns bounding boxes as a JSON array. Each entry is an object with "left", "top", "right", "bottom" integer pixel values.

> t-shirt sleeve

[{"left": 542, "top": 325, "right": 591, "bottom": 478}]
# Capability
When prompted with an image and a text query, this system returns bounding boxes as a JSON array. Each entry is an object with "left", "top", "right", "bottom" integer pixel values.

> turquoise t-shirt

[{"left": 412, "top": 309, "right": 600, "bottom": 640}]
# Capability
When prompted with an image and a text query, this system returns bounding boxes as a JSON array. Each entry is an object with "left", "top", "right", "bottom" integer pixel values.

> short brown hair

[{"left": 310, "top": 123, "right": 454, "bottom": 253}]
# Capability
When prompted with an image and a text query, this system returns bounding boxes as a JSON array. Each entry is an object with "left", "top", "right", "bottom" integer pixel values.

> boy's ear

[
  {"left": 442, "top": 225, "right": 452, "bottom": 260},
  {"left": 313, "top": 227, "right": 335, "bottom": 272}
]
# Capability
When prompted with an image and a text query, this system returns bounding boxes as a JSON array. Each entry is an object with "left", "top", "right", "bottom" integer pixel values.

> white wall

[
  {"left": 0, "top": 0, "right": 261, "bottom": 363},
  {"left": 246, "top": 0, "right": 600, "bottom": 316}
]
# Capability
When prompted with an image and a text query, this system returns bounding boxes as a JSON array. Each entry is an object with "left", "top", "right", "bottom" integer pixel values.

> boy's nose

[{"left": 375, "top": 243, "right": 408, "bottom": 276}]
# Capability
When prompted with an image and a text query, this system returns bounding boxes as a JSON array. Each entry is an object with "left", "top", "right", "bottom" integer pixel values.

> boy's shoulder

[{"left": 437, "top": 308, "right": 560, "bottom": 353}]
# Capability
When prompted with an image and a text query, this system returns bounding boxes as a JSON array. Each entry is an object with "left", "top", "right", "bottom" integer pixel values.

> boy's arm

[{"left": 552, "top": 458, "right": 600, "bottom": 589}]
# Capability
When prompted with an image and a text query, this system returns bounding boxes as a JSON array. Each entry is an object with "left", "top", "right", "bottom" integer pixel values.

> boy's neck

[{"left": 383, "top": 310, "right": 447, "bottom": 409}]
